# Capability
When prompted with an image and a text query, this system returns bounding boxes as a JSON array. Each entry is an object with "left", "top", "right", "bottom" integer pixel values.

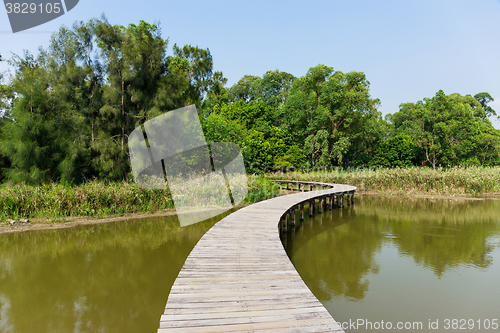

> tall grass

[
  {"left": 0, "top": 180, "right": 174, "bottom": 221},
  {"left": 0, "top": 176, "right": 278, "bottom": 222},
  {"left": 264, "top": 166, "right": 500, "bottom": 195},
  {"left": 3, "top": 167, "right": 498, "bottom": 222}
]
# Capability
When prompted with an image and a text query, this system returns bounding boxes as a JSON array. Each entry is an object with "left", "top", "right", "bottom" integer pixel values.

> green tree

[
  {"left": 151, "top": 55, "right": 190, "bottom": 114},
  {"left": 244, "top": 126, "right": 306, "bottom": 170},
  {"left": 202, "top": 113, "right": 246, "bottom": 148},
  {"left": 0, "top": 52, "right": 69, "bottom": 184},
  {"left": 475, "top": 124, "right": 500, "bottom": 166},
  {"left": 390, "top": 90, "right": 496, "bottom": 168},
  {"left": 275, "top": 145, "right": 307, "bottom": 168},
  {"left": 0, "top": 116, "right": 11, "bottom": 183},
  {"left": 95, "top": 18, "right": 168, "bottom": 181},
  {"left": 245, "top": 129, "right": 273, "bottom": 170},
  {"left": 474, "top": 92, "right": 496, "bottom": 120},
  {"left": 200, "top": 71, "right": 229, "bottom": 116},
  {"left": 226, "top": 69, "right": 294, "bottom": 112},
  {"left": 172, "top": 43, "right": 220, "bottom": 108},
  {"left": 0, "top": 54, "right": 13, "bottom": 181},
  {"left": 1, "top": 17, "right": 232, "bottom": 184},
  {"left": 227, "top": 75, "right": 261, "bottom": 102},
  {"left": 44, "top": 20, "right": 105, "bottom": 183},
  {"left": 370, "top": 133, "right": 416, "bottom": 167},
  {"left": 252, "top": 69, "right": 295, "bottom": 110},
  {"left": 212, "top": 99, "right": 273, "bottom": 132},
  {"left": 282, "top": 64, "right": 382, "bottom": 167}
]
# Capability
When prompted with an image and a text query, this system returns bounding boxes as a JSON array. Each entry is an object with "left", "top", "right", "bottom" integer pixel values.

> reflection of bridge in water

[
  {"left": 281, "top": 201, "right": 355, "bottom": 258},
  {"left": 157, "top": 181, "right": 356, "bottom": 333}
]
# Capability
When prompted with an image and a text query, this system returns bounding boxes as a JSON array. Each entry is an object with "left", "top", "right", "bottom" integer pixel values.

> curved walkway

[{"left": 158, "top": 182, "right": 356, "bottom": 332}]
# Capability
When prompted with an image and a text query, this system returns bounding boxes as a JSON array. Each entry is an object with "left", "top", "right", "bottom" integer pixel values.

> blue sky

[{"left": 1, "top": 0, "right": 499, "bottom": 128}]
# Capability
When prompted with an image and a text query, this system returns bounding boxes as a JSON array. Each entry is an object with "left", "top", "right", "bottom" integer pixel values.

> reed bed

[
  {"left": 2, "top": 167, "right": 498, "bottom": 222},
  {"left": 264, "top": 166, "right": 500, "bottom": 196},
  {"left": 0, "top": 181, "right": 174, "bottom": 221},
  {"left": 0, "top": 176, "right": 278, "bottom": 222}
]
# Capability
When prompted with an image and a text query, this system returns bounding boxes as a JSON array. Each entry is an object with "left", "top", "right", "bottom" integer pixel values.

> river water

[
  {"left": 0, "top": 210, "right": 234, "bottom": 333},
  {"left": 1, "top": 197, "right": 499, "bottom": 332},
  {"left": 283, "top": 195, "right": 500, "bottom": 332}
]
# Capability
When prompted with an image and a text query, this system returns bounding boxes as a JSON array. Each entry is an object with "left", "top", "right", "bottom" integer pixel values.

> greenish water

[
  {"left": 0, "top": 210, "right": 236, "bottom": 333},
  {"left": 283, "top": 196, "right": 500, "bottom": 333},
  {"left": 2, "top": 198, "right": 499, "bottom": 333}
]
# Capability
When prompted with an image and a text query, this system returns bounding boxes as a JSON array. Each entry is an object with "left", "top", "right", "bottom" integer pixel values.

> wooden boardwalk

[{"left": 158, "top": 181, "right": 356, "bottom": 332}]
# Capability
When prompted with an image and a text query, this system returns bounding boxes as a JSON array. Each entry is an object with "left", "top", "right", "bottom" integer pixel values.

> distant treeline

[{"left": 0, "top": 17, "right": 499, "bottom": 185}]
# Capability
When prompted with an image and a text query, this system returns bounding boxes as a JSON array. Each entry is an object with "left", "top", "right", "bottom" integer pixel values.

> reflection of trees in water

[
  {"left": 0, "top": 212, "right": 230, "bottom": 333},
  {"left": 361, "top": 196, "right": 500, "bottom": 277},
  {"left": 391, "top": 222, "right": 495, "bottom": 277},
  {"left": 285, "top": 196, "right": 500, "bottom": 301},
  {"left": 286, "top": 208, "right": 384, "bottom": 302}
]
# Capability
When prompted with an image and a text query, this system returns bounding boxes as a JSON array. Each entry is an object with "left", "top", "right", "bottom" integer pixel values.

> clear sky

[{"left": 1, "top": 0, "right": 499, "bottom": 128}]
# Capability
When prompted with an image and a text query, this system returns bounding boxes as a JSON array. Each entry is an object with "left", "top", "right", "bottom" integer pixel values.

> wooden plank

[
  {"left": 158, "top": 319, "right": 344, "bottom": 332},
  {"left": 157, "top": 182, "right": 355, "bottom": 332}
]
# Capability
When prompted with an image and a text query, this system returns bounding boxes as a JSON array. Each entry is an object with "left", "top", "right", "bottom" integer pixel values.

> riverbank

[
  {"left": 0, "top": 205, "right": 252, "bottom": 234},
  {"left": 2, "top": 191, "right": 498, "bottom": 235},
  {"left": 265, "top": 166, "right": 500, "bottom": 196},
  {"left": 2, "top": 167, "right": 500, "bottom": 233},
  {"left": 0, "top": 176, "right": 278, "bottom": 233}
]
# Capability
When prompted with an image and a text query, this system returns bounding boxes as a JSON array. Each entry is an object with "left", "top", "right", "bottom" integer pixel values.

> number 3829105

[{"left": 5, "top": 3, "right": 62, "bottom": 14}]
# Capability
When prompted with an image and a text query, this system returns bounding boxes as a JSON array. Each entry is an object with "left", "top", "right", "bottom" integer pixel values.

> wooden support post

[
  {"left": 351, "top": 193, "right": 355, "bottom": 205},
  {"left": 318, "top": 198, "right": 323, "bottom": 213},
  {"left": 281, "top": 215, "right": 287, "bottom": 232},
  {"left": 310, "top": 184, "right": 313, "bottom": 191},
  {"left": 339, "top": 194, "right": 344, "bottom": 208},
  {"left": 290, "top": 207, "right": 295, "bottom": 226},
  {"left": 279, "top": 183, "right": 282, "bottom": 191},
  {"left": 300, "top": 203, "right": 304, "bottom": 221},
  {"left": 309, "top": 200, "right": 314, "bottom": 216},
  {"left": 329, "top": 194, "right": 333, "bottom": 210}
]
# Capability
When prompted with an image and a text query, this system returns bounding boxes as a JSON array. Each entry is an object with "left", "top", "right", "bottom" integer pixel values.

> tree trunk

[
  {"left": 120, "top": 70, "right": 128, "bottom": 181},
  {"left": 121, "top": 75, "right": 125, "bottom": 152}
]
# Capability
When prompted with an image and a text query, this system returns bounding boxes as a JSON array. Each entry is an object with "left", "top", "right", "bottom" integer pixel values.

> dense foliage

[
  {"left": 0, "top": 17, "right": 499, "bottom": 186},
  {"left": 389, "top": 90, "right": 500, "bottom": 169}
]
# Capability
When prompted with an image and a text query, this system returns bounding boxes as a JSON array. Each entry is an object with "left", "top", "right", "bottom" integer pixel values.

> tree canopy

[
  {"left": 0, "top": 18, "right": 498, "bottom": 185},
  {"left": 390, "top": 90, "right": 500, "bottom": 168}
]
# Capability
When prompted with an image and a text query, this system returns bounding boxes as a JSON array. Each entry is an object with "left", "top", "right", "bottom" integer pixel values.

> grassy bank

[
  {"left": 2, "top": 166, "right": 499, "bottom": 223},
  {"left": 264, "top": 166, "right": 500, "bottom": 196},
  {"left": 0, "top": 177, "right": 279, "bottom": 222}
]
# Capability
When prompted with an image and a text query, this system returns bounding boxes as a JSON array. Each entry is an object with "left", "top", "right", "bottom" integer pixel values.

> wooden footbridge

[{"left": 158, "top": 180, "right": 356, "bottom": 332}]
